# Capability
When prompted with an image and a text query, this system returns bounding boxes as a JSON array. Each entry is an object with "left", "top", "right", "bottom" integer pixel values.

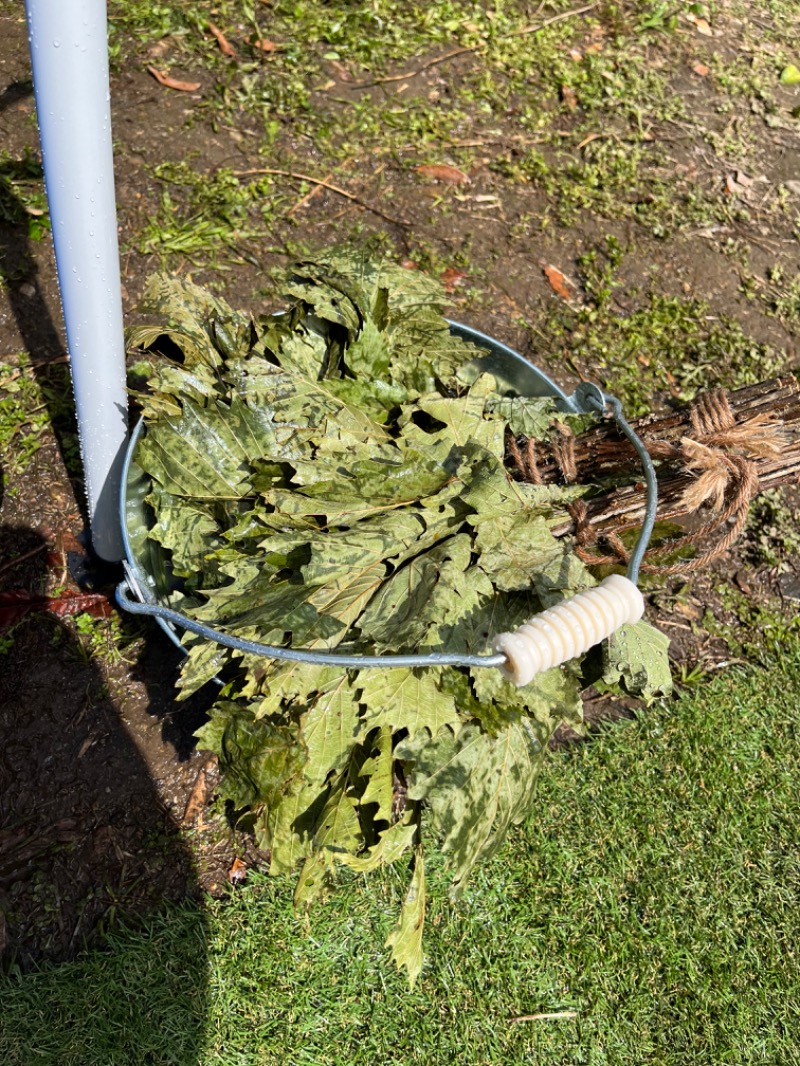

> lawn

[{"left": 2, "top": 644, "right": 799, "bottom": 1064}]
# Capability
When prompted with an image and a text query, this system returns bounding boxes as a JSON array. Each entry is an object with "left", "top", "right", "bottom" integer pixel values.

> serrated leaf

[
  {"left": 475, "top": 511, "right": 565, "bottom": 592},
  {"left": 300, "top": 673, "right": 361, "bottom": 784},
  {"left": 176, "top": 637, "right": 228, "bottom": 699},
  {"left": 338, "top": 816, "right": 417, "bottom": 873},
  {"left": 216, "top": 704, "right": 306, "bottom": 810},
  {"left": 147, "top": 490, "right": 221, "bottom": 576},
  {"left": 358, "top": 535, "right": 476, "bottom": 648},
  {"left": 294, "top": 851, "right": 331, "bottom": 908},
  {"left": 359, "top": 668, "right": 458, "bottom": 738},
  {"left": 358, "top": 727, "right": 394, "bottom": 822},
  {"left": 484, "top": 394, "right": 557, "bottom": 438},
  {"left": 137, "top": 400, "right": 252, "bottom": 500},
  {"left": 386, "top": 848, "right": 426, "bottom": 987},
  {"left": 262, "top": 778, "right": 326, "bottom": 874},
  {"left": 603, "top": 620, "right": 673, "bottom": 700},
  {"left": 312, "top": 780, "right": 362, "bottom": 854},
  {"left": 397, "top": 719, "right": 547, "bottom": 895},
  {"left": 346, "top": 317, "right": 391, "bottom": 378}
]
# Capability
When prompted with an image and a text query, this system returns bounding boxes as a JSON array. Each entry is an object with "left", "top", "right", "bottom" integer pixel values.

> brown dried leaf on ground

[
  {"left": 207, "top": 22, "right": 236, "bottom": 58},
  {"left": 181, "top": 754, "right": 218, "bottom": 826},
  {"left": 0, "top": 590, "right": 114, "bottom": 633},
  {"left": 253, "top": 39, "right": 283, "bottom": 53},
  {"left": 147, "top": 67, "right": 201, "bottom": 92},
  {"left": 228, "top": 856, "right": 248, "bottom": 883},
  {"left": 415, "top": 164, "right": 470, "bottom": 185},
  {"left": 542, "top": 263, "right": 577, "bottom": 302},
  {"left": 441, "top": 267, "right": 468, "bottom": 292},
  {"left": 561, "top": 84, "right": 579, "bottom": 110}
]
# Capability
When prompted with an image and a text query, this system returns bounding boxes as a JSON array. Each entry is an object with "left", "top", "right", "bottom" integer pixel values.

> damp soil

[{"left": 1, "top": 5, "right": 799, "bottom": 968}]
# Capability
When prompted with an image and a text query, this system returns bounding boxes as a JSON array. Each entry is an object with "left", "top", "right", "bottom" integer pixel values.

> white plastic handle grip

[{"left": 493, "top": 574, "right": 644, "bottom": 687}]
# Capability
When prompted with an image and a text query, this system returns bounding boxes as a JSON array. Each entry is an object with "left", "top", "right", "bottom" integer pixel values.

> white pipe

[{"left": 24, "top": 0, "right": 127, "bottom": 561}]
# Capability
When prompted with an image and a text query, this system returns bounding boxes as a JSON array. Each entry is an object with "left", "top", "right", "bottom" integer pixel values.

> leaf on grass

[
  {"left": 397, "top": 719, "right": 547, "bottom": 895},
  {"left": 602, "top": 620, "right": 673, "bottom": 701},
  {"left": 262, "top": 778, "right": 325, "bottom": 874},
  {"left": 339, "top": 817, "right": 417, "bottom": 873},
  {"left": 386, "top": 848, "right": 426, "bottom": 988},
  {"left": 147, "top": 66, "right": 201, "bottom": 92}
]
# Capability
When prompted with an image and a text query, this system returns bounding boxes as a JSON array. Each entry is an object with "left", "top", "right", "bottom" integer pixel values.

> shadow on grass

[{"left": 0, "top": 519, "right": 212, "bottom": 1064}]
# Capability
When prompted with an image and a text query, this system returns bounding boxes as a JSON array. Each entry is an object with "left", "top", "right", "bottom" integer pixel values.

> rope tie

[{"left": 509, "top": 386, "right": 773, "bottom": 576}]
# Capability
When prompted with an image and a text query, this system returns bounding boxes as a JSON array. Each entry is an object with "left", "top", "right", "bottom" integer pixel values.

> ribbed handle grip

[{"left": 493, "top": 574, "right": 645, "bottom": 686}]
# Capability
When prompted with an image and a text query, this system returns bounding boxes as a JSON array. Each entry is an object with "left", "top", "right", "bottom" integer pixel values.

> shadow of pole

[
  {"left": 0, "top": 78, "right": 87, "bottom": 529},
  {"left": 0, "top": 515, "right": 211, "bottom": 1059}
]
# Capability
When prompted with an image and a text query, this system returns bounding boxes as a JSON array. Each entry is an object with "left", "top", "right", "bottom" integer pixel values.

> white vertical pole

[{"left": 24, "top": 0, "right": 127, "bottom": 561}]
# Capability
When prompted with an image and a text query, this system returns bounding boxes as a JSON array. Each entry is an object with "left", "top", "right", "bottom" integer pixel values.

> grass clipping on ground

[{"left": 128, "top": 253, "right": 671, "bottom": 984}]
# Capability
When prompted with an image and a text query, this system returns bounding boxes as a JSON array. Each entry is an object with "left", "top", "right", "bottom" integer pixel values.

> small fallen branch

[
  {"left": 510, "top": 376, "right": 800, "bottom": 572},
  {"left": 232, "top": 167, "right": 410, "bottom": 228}
]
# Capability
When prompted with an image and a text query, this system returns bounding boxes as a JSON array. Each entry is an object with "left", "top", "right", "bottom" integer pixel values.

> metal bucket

[{"left": 119, "top": 322, "right": 576, "bottom": 651}]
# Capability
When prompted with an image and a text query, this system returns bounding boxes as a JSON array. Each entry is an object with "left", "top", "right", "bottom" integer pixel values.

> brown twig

[
  {"left": 287, "top": 171, "right": 335, "bottom": 217},
  {"left": 357, "top": 47, "right": 477, "bottom": 87},
  {"left": 232, "top": 168, "right": 410, "bottom": 228},
  {"left": 0, "top": 541, "right": 48, "bottom": 577},
  {"left": 502, "top": 2, "right": 598, "bottom": 39}
]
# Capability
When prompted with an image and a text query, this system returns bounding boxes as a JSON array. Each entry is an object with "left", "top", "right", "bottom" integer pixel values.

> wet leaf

[
  {"left": 603, "top": 621, "right": 673, "bottom": 701},
  {"left": 132, "top": 255, "right": 672, "bottom": 983}
]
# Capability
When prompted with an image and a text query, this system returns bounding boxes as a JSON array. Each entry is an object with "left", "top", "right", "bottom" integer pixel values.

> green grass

[{"left": 3, "top": 642, "right": 799, "bottom": 1064}]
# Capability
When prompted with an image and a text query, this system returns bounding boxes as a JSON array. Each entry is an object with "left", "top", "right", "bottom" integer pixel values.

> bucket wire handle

[{"left": 116, "top": 385, "right": 658, "bottom": 682}]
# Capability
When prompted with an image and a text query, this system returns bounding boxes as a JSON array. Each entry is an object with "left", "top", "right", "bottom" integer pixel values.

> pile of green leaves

[{"left": 128, "top": 254, "right": 671, "bottom": 984}]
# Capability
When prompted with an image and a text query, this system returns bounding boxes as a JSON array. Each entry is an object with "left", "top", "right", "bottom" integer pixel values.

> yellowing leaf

[
  {"left": 386, "top": 848, "right": 426, "bottom": 987},
  {"left": 359, "top": 668, "right": 459, "bottom": 738},
  {"left": 301, "top": 673, "right": 361, "bottom": 783}
]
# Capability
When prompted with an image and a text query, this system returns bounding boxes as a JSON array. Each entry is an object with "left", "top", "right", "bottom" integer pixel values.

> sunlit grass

[{"left": 3, "top": 643, "right": 799, "bottom": 1064}]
